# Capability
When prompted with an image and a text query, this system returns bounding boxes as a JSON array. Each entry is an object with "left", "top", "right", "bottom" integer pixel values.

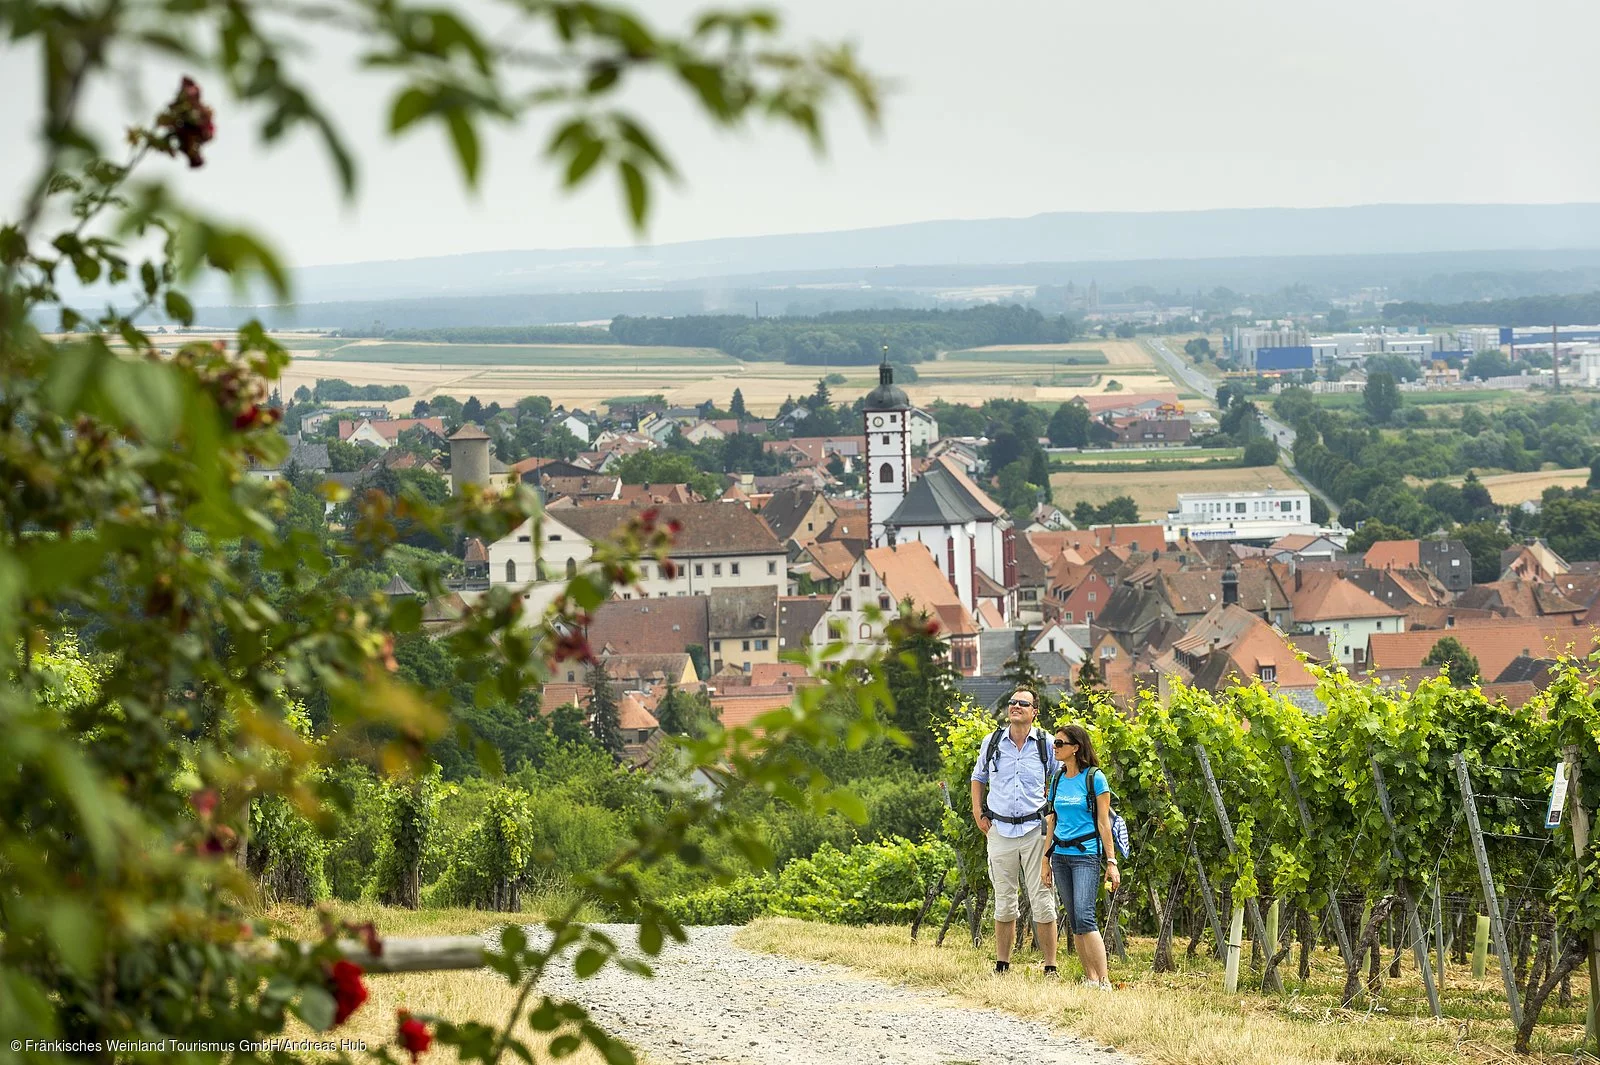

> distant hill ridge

[{"left": 284, "top": 203, "right": 1600, "bottom": 302}]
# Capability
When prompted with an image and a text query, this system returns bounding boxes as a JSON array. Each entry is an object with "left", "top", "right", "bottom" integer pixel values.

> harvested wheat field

[
  {"left": 1051, "top": 464, "right": 1300, "bottom": 520},
  {"left": 1423, "top": 468, "right": 1592, "bottom": 506},
  {"left": 954, "top": 339, "right": 1154, "bottom": 367}
]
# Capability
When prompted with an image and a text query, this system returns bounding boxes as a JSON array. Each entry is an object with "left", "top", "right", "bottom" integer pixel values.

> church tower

[{"left": 863, "top": 348, "right": 912, "bottom": 546}]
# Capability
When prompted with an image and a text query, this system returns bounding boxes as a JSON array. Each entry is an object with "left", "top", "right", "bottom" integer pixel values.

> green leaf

[
  {"left": 526, "top": 999, "right": 561, "bottom": 1031},
  {"left": 549, "top": 1034, "right": 581, "bottom": 1058},
  {"left": 618, "top": 160, "right": 647, "bottom": 228},
  {"left": 638, "top": 918, "right": 662, "bottom": 955},
  {"left": 164, "top": 290, "right": 194, "bottom": 325},
  {"left": 390, "top": 87, "right": 434, "bottom": 132},
  {"left": 565, "top": 139, "right": 604, "bottom": 187},
  {"left": 295, "top": 986, "right": 336, "bottom": 1031},
  {"left": 446, "top": 111, "right": 481, "bottom": 186},
  {"left": 103, "top": 360, "right": 183, "bottom": 444},
  {"left": 573, "top": 947, "right": 605, "bottom": 977}
]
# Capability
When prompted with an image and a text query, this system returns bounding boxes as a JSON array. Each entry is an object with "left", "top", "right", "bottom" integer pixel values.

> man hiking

[{"left": 970, "top": 685, "right": 1060, "bottom": 975}]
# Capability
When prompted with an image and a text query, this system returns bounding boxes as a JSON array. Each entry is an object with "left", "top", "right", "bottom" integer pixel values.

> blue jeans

[{"left": 1051, "top": 853, "right": 1102, "bottom": 935}]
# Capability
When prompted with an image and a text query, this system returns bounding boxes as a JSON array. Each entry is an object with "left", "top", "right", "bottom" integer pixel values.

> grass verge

[{"left": 736, "top": 918, "right": 1585, "bottom": 1064}]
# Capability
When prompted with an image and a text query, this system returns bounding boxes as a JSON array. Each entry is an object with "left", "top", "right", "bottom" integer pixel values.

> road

[
  {"left": 501, "top": 924, "right": 1132, "bottom": 1065},
  {"left": 1145, "top": 337, "right": 1337, "bottom": 513}
]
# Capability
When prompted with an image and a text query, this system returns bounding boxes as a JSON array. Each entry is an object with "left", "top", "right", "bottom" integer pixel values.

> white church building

[{"left": 862, "top": 362, "right": 1018, "bottom": 623}]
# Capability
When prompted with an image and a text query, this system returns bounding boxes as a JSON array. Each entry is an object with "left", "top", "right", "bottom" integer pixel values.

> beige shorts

[{"left": 985, "top": 827, "right": 1058, "bottom": 923}]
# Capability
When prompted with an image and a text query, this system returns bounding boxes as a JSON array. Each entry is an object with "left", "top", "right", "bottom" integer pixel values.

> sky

[{"left": 3, "top": 0, "right": 1599, "bottom": 269}]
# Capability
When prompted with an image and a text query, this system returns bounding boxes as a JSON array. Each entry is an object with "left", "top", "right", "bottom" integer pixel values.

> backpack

[
  {"left": 979, "top": 727, "right": 1051, "bottom": 826},
  {"left": 1047, "top": 767, "right": 1132, "bottom": 861}
]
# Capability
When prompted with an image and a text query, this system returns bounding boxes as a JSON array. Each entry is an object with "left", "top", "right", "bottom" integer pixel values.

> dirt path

[{"left": 497, "top": 924, "right": 1131, "bottom": 1065}]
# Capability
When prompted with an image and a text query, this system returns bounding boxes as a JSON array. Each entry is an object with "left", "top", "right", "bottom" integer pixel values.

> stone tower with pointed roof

[{"left": 863, "top": 351, "right": 912, "bottom": 546}]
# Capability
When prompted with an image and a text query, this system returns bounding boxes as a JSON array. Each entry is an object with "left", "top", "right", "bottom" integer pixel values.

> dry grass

[
  {"left": 957, "top": 340, "right": 1155, "bottom": 367},
  {"left": 1050, "top": 464, "right": 1298, "bottom": 519},
  {"left": 1452, "top": 469, "right": 1590, "bottom": 506},
  {"left": 736, "top": 918, "right": 1582, "bottom": 1065}
]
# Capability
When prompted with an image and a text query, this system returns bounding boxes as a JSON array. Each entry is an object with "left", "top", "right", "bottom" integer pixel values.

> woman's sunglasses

[{"left": 1053, "top": 738, "right": 1078, "bottom": 748}]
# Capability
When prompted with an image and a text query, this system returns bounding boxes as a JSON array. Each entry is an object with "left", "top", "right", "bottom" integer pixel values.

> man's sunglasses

[{"left": 1007, "top": 698, "right": 1034, "bottom": 707}]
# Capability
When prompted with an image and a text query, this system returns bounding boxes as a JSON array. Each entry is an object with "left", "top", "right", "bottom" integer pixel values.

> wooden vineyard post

[
  {"left": 1155, "top": 738, "right": 1228, "bottom": 958},
  {"left": 1432, "top": 881, "right": 1446, "bottom": 991},
  {"left": 1472, "top": 914, "right": 1489, "bottom": 979},
  {"left": 935, "top": 884, "right": 969, "bottom": 947},
  {"left": 937, "top": 781, "right": 979, "bottom": 947},
  {"left": 1368, "top": 757, "right": 1443, "bottom": 1019},
  {"left": 1194, "top": 743, "right": 1283, "bottom": 993},
  {"left": 911, "top": 868, "right": 948, "bottom": 942},
  {"left": 1280, "top": 745, "right": 1356, "bottom": 968},
  {"left": 1452, "top": 752, "right": 1524, "bottom": 1030},
  {"left": 1563, "top": 744, "right": 1600, "bottom": 1051},
  {"left": 1265, "top": 899, "right": 1280, "bottom": 957}
]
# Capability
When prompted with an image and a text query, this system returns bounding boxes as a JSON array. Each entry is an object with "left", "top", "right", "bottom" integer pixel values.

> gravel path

[{"left": 486, "top": 924, "right": 1131, "bottom": 1065}]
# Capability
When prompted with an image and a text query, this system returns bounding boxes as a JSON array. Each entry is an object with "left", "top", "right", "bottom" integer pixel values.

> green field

[
  {"left": 1050, "top": 446, "right": 1244, "bottom": 465},
  {"left": 920, "top": 370, "right": 1101, "bottom": 388},
  {"left": 317, "top": 343, "right": 737, "bottom": 367},
  {"left": 1312, "top": 388, "right": 1522, "bottom": 409},
  {"left": 945, "top": 348, "right": 1109, "bottom": 366}
]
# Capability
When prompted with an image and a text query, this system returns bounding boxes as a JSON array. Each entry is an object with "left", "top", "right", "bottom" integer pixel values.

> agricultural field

[
  {"left": 1419, "top": 467, "right": 1592, "bottom": 505},
  {"left": 264, "top": 336, "right": 1186, "bottom": 416},
  {"left": 1051, "top": 463, "right": 1298, "bottom": 520},
  {"left": 945, "top": 347, "right": 1109, "bottom": 366},
  {"left": 1050, "top": 446, "right": 1244, "bottom": 465}
]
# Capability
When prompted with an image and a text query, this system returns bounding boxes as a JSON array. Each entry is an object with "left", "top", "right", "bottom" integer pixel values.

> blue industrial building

[{"left": 1254, "top": 346, "right": 1315, "bottom": 372}]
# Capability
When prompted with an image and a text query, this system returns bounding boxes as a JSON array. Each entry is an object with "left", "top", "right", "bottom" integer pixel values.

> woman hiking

[{"left": 1040, "top": 724, "right": 1120, "bottom": 989}]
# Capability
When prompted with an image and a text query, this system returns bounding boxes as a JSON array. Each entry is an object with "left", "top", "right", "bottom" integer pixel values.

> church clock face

[{"left": 872, "top": 416, "right": 884, "bottom": 427}]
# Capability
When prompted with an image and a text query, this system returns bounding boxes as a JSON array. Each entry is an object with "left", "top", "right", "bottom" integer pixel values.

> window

[
  {"left": 1451, "top": 558, "right": 1461, "bottom": 567},
  {"left": 1047, "top": 638, "right": 1056, "bottom": 652},
  {"left": 859, "top": 623, "right": 871, "bottom": 639},
  {"left": 1100, "top": 644, "right": 1116, "bottom": 659},
  {"left": 806, "top": 522, "right": 813, "bottom": 532},
  {"left": 742, "top": 640, "right": 751, "bottom": 652},
  {"left": 636, "top": 729, "right": 651, "bottom": 743},
  {"left": 841, "top": 595, "right": 852, "bottom": 611},
  {"left": 505, "top": 560, "right": 517, "bottom": 582},
  {"left": 1064, "top": 612, "right": 1073, "bottom": 622},
  {"left": 548, "top": 534, "right": 562, "bottom": 541},
  {"left": 879, "top": 462, "right": 894, "bottom": 483},
  {"left": 518, "top": 534, "right": 531, "bottom": 543},
  {"left": 755, "top": 639, "right": 769, "bottom": 651},
  {"left": 859, "top": 572, "right": 870, "bottom": 587},
  {"left": 768, "top": 560, "right": 777, "bottom": 575},
  {"left": 565, "top": 558, "right": 577, "bottom": 579},
  {"left": 1260, "top": 665, "right": 1277, "bottom": 683},
  {"left": 713, "top": 563, "right": 722, "bottom": 576},
  {"left": 1087, "top": 592, "right": 1097, "bottom": 602},
  {"left": 879, "top": 595, "right": 891, "bottom": 610},
  {"left": 713, "top": 640, "right": 722, "bottom": 651},
  {"left": 731, "top": 562, "right": 741, "bottom": 576},
  {"left": 695, "top": 563, "right": 704, "bottom": 577},
  {"left": 1085, "top": 611, "right": 1094, "bottom": 624},
  {"left": 881, "top": 434, "right": 890, "bottom": 445}
]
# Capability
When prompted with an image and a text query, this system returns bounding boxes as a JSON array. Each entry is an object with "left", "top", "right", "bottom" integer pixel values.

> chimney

[
  {"left": 1222, "top": 565, "right": 1239, "bottom": 606},
  {"left": 1295, "top": 569, "right": 1302, "bottom": 592}
]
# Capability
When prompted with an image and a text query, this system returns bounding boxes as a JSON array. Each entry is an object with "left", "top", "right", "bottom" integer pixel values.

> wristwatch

[{"left": 1105, "top": 858, "right": 1118, "bottom": 866}]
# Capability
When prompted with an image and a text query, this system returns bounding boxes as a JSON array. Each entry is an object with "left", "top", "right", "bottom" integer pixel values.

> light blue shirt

[
  {"left": 971, "top": 726, "right": 1059, "bottom": 838},
  {"left": 1049, "top": 767, "right": 1111, "bottom": 856}
]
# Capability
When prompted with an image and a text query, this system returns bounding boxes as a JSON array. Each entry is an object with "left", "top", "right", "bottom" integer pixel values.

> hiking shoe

[
  {"left": 1043, "top": 966, "right": 1059, "bottom": 978},
  {"left": 1098, "top": 980, "right": 1114, "bottom": 992}
]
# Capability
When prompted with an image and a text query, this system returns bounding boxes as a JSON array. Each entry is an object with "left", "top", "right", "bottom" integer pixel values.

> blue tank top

[{"left": 1050, "top": 768, "right": 1110, "bottom": 856}]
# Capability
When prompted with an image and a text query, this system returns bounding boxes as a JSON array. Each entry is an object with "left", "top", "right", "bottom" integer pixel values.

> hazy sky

[{"left": 3, "top": 0, "right": 1598, "bottom": 268}]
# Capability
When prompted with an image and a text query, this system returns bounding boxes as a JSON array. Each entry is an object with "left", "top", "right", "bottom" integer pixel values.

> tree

[
  {"left": 1363, "top": 372, "right": 1401, "bottom": 423},
  {"left": 1114, "top": 322, "right": 1137, "bottom": 339},
  {"left": 587, "top": 662, "right": 626, "bottom": 761},
  {"left": 882, "top": 611, "right": 959, "bottom": 772},
  {"left": 994, "top": 460, "right": 1037, "bottom": 515},
  {"left": 1242, "top": 437, "right": 1280, "bottom": 467},
  {"left": 1456, "top": 520, "right": 1511, "bottom": 584},
  {"left": 729, "top": 388, "right": 747, "bottom": 419},
  {"left": 1422, "top": 637, "right": 1480, "bottom": 688},
  {"left": 1, "top": 4, "right": 887, "bottom": 1061},
  {"left": 1048, "top": 401, "right": 1090, "bottom": 448},
  {"left": 1591, "top": 453, "right": 1600, "bottom": 489},
  {"left": 1467, "top": 350, "right": 1514, "bottom": 380},
  {"left": 462, "top": 396, "right": 485, "bottom": 424},
  {"left": 1027, "top": 448, "right": 1051, "bottom": 494},
  {"left": 293, "top": 384, "right": 312, "bottom": 403},
  {"left": 1097, "top": 496, "right": 1139, "bottom": 524},
  {"left": 1346, "top": 520, "right": 1413, "bottom": 555},
  {"left": 1183, "top": 337, "right": 1212, "bottom": 358}
]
